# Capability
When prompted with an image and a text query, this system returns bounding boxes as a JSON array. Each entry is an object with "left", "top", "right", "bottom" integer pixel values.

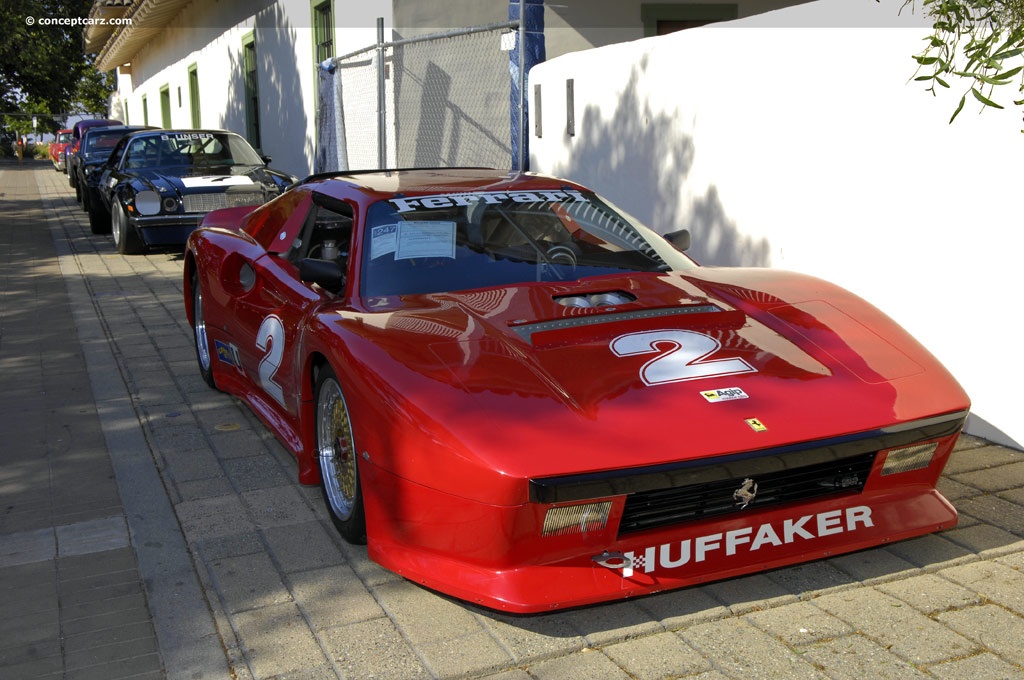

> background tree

[
  {"left": 1, "top": 0, "right": 114, "bottom": 136},
  {"left": 907, "top": 0, "right": 1024, "bottom": 125}
]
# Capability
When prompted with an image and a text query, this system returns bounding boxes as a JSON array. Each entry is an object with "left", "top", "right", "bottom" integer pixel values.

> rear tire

[{"left": 315, "top": 365, "right": 366, "bottom": 544}]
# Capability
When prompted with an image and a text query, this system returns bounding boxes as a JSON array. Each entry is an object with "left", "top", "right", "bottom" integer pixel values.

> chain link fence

[{"left": 316, "top": 21, "right": 525, "bottom": 174}]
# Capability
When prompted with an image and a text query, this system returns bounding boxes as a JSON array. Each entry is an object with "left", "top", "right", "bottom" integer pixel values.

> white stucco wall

[
  {"left": 529, "top": 0, "right": 1024, "bottom": 449},
  {"left": 110, "top": 0, "right": 393, "bottom": 178}
]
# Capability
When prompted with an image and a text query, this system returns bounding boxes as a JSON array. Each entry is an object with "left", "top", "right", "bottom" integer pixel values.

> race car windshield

[
  {"left": 361, "top": 189, "right": 695, "bottom": 297},
  {"left": 122, "top": 132, "right": 265, "bottom": 171}
]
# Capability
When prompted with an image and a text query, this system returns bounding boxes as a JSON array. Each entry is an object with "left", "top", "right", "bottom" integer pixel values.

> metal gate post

[
  {"left": 377, "top": 17, "right": 387, "bottom": 170},
  {"left": 517, "top": 0, "right": 527, "bottom": 172},
  {"left": 510, "top": 0, "right": 544, "bottom": 172}
]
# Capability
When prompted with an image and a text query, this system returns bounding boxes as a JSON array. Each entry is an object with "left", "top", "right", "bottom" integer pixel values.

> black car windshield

[
  {"left": 360, "top": 189, "right": 695, "bottom": 297},
  {"left": 122, "top": 132, "right": 264, "bottom": 171}
]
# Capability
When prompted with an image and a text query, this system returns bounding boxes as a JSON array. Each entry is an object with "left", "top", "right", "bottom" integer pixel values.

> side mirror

[
  {"left": 261, "top": 155, "right": 272, "bottom": 165},
  {"left": 664, "top": 229, "right": 691, "bottom": 251},
  {"left": 299, "top": 258, "right": 344, "bottom": 292}
]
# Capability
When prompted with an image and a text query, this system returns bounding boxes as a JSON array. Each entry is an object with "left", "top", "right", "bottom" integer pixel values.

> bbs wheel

[
  {"left": 316, "top": 365, "right": 366, "bottom": 544},
  {"left": 191, "top": 272, "right": 217, "bottom": 389}
]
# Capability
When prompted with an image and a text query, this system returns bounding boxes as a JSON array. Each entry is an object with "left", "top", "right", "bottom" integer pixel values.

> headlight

[
  {"left": 881, "top": 442, "right": 939, "bottom": 476},
  {"left": 135, "top": 190, "right": 161, "bottom": 216},
  {"left": 162, "top": 197, "right": 179, "bottom": 213},
  {"left": 542, "top": 501, "right": 612, "bottom": 536}
]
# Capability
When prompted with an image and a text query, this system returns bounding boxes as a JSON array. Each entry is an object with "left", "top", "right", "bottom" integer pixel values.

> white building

[{"left": 86, "top": 0, "right": 808, "bottom": 178}]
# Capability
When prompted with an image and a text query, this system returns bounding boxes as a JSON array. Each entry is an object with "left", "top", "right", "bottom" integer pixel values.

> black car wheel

[
  {"left": 112, "top": 202, "right": 144, "bottom": 255},
  {"left": 316, "top": 365, "right": 366, "bottom": 544},
  {"left": 191, "top": 271, "right": 217, "bottom": 389}
]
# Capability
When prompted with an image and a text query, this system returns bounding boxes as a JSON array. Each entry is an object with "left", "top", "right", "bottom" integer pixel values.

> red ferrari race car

[{"left": 184, "top": 169, "right": 969, "bottom": 613}]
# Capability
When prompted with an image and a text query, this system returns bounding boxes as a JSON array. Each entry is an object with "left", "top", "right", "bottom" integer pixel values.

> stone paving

[{"left": 3, "top": 158, "right": 1024, "bottom": 679}]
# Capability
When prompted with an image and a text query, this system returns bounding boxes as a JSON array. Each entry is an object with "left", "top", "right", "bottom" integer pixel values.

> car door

[{"left": 225, "top": 197, "right": 354, "bottom": 425}]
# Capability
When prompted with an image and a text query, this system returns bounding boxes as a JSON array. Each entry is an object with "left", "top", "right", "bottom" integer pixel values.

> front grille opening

[
  {"left": 619, "top": 451, "right": 876, "bottom": 536},
  {"left": 183, "top": 192, "right": 264, "bottom": 213}
]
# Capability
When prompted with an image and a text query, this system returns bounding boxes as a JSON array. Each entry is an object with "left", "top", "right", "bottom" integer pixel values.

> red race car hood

[{"left": 343, "top": 268, "right": 969, "bottom": 500}]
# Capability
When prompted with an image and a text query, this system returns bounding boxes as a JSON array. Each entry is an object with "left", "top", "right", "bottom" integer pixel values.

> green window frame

[
  {"left": 188, "top": 64, "right": 201, "bottom": 128},
  {"left": 242, "top": 33, "right": 261, "bottom": 149},
  {"left": 313, "top": 1, "right": 334, "bottom": 65},
  {"left": 159, "top": 85, "right": 171, "bottom": 128},
  {"left": 640, "top": 3, "right": 738, "bottom": 36}
]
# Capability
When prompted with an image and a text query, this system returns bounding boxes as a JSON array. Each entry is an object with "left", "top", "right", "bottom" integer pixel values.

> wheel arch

[
  {"left": 296, "top": 351, "right": 332, "bottom": 486},
  {"left": 183, "top": 250, "right": 198, "bottom": 328}
]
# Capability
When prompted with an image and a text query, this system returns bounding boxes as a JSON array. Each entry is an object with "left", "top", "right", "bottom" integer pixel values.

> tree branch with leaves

[{"left": 906, "top": 0, "right": 1024, "bottom": 125}]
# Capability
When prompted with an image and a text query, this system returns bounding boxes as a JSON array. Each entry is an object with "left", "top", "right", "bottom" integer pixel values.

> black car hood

[
  {"left": 130, "top": 166, "right": 291, "bottom": 195},
  {"left": 133, "top": 168, "right": 265, "bottom": 193}
]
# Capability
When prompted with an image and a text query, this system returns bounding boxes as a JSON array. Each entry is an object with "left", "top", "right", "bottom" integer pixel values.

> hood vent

[
  {"left": 510, "top": 304, "right": 726, "bottom": 345},
  {"left": 554, "top": 290, "right": 635, "bottom": 309}
]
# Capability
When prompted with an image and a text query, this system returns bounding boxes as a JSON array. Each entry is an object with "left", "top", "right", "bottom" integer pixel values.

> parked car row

[{"left": 61, "top": 121, "right": 297, "bottom": 254}]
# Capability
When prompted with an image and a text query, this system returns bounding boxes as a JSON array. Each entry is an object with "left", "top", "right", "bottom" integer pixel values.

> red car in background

[
  {"left": 184, "top": 169, "right": 970, "bottom": 613},
  {"left": 50, "top": 129, "right": 72, "bottom": 172}
]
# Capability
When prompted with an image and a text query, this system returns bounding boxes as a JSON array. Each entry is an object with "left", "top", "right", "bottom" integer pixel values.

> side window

[
  {"left": 124, "top": 138, "right": 149, "bottom": 168},
  {"left": 287, "top": 203, "right": 353, "bottom": 265}
]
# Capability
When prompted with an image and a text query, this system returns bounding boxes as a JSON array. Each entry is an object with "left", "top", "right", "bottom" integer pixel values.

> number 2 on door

[
  {"left": 610, "top": 329, "right": 756, "bottom": 386},
  {"left": 257, "top": 315, "right": 286, "bottom": 406}
]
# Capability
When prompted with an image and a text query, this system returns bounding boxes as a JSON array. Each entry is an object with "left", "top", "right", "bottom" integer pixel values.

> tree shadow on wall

[
  {"left": 222, "top": 2, "right": 312, "bottom": 178},
  {"left": 551, "top": 55, "right": 770, "bottom": 267}
]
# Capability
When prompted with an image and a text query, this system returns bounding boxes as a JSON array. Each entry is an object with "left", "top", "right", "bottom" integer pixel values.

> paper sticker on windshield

[
  {"left": 701, "top": 387, "right": 749, "bottom": 402},
  {"left": 181, "top": 176, "right": 255, "bottom": 188},
  {"left": 395, "top": 221, "right": 456, "bottom": 260},
  {"left": 370, "top": 224, "right": 398, "bottom": 260}
]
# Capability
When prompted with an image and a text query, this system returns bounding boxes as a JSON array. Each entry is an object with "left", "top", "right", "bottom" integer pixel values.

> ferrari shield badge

[{"left": 745, "top": 418, "right": 768, "bottom": 432}]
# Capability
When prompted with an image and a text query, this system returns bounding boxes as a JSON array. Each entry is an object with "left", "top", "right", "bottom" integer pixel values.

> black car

[
  {"left": 77, "top": 125, "right": 155, "bottom": 233},
  {"left": 96, "top": 129, "right": 297, "bottom": 255},
  {"left": 67, "top": 118, "right": 121, "bottom": 198}
]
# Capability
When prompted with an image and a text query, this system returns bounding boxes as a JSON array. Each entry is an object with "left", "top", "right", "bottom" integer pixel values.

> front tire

[
  {"left": 112, "top": 202, "right": 145, "bottom": 255},
  {"left": 316, "top": 365, "right": 366, "bottom": 544}
]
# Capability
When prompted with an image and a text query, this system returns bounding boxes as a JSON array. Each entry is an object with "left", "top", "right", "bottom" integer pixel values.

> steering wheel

[{"left": 546, "top": 242, "right": 579, "bottom": 269}]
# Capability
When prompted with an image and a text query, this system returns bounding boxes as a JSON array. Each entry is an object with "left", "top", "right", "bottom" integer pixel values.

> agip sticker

[{"left": 701, "top": 387, "right": 749, "bottom": 403}]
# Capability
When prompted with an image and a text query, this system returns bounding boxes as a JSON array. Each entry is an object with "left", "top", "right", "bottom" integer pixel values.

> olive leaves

[{"left": 906, "top": 0, "right": 1024, "bottom": 126}]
